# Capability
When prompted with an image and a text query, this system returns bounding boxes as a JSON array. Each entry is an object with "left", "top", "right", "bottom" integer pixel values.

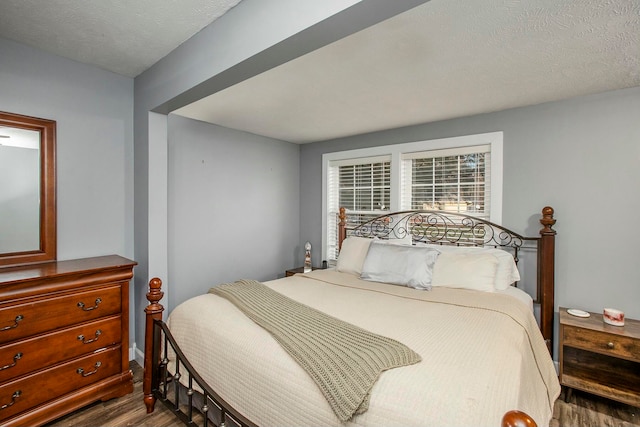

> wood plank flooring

[
  {"left": 44, "top": 361, "right": 638, "bottom": 427},
  {"left": 45, "top": 362, "right": 181, "bottom": 427},
  {"left": 552, "top": 389, "right": 639, "bottom": 427}
]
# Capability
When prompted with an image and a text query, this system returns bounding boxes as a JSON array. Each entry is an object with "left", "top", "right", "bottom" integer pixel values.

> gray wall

[
  {"left": 133, "top": 0, "right": 350, "bottom": 354},
  {"left": 132, "top": 0, "right": 423, "bottom": 355},
  {"left": 167, "top": 115, "right": 299, "bottom": 308},
  {"left": 0, "top": 37, "right": 135, "bottom": 342},
  {"left": 301, "top": 87, "right": 640, "bottom": 327}
]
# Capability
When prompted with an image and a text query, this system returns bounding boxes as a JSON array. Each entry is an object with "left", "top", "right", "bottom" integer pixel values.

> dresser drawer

[
  {"left": 563, "top": 325, "right": 640, "bottom": 361},
  {"left": 0, "top": 345, "right": 121, "bottom": 421},
  {"left": 0, "top": 285, "right": 121, "bottom": 344},
  {"left": 0, "top": 316, "right": 121, "bottom": 383}
]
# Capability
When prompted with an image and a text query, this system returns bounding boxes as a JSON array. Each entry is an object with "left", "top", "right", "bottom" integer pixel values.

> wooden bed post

[
  {"left": 502, "top": 410, "right": 538, "bottom": 427},
  {"left": 338, "top": 207, "right": 347, "bottom": 251},
  {"left": 538, "top": 206, "right": 556, "bottom": 353},
  {"left": 143, "top": 277, "right": 165, "bottom": 413}
]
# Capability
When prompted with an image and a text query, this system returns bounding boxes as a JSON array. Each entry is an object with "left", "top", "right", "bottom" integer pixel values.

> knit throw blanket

[{"left": 209, "top": 280, "right": 421, "bottom": 421}]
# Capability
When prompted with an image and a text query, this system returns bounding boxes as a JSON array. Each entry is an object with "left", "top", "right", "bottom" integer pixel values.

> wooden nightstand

[
  {"left": 285, "top": 266, "right": 321, "bottom": 277},
  {"left": 559, "top": 307, "right": 640, "bottom": 406}
]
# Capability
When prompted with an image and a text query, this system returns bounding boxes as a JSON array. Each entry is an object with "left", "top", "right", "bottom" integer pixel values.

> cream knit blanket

[{"left": 209, "top": 279, "right": 422, "bottom": 421}]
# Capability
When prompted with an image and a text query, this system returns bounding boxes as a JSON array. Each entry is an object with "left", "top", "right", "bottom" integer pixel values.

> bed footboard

[{"left": 143, "top": 277, "right": 257, "bottom": 427}]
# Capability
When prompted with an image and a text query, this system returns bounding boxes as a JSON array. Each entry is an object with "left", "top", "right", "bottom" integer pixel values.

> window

[
  {"left": 401, "top": 145, "right": 491, "bottom": 219},
  {"left": 322, "top": 132, "right": 503, "bottom": 263},
  {"left": 326, "top": 157, "right": 391, "bottom": 261}
]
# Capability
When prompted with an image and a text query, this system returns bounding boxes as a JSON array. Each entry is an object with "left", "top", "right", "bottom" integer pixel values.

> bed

[{"left": 143, "top": 207, "right": 560, "bottom": 427}]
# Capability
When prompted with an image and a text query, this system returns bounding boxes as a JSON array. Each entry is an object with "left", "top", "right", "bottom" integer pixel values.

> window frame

[{"left": 321, "top": 131, "right": 503, "bottom": 262}]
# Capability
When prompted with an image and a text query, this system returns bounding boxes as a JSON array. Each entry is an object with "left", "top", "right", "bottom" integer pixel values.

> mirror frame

[{"left": 0, "top": 111, "right": 56, "bottom": 267}]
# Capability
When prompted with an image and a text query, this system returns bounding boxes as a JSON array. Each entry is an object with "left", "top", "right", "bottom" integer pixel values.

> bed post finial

[
  {"left": 502, "top": 410, "right": 538, "bottom": 427},
  {"left": 144, "top": 277, "right": 165, "bottom": 414},
  {"left": 538, "top": 206, "right": 556, "bottom": 354},
  {"left": 540, "top": 206, "right": 556, "bottom": 235},
  {"left": 146, "top": 277, "right": 164, "bottom": 305},
  {"left": 338, "top": 207, "right": 347, "bottom": 251}
]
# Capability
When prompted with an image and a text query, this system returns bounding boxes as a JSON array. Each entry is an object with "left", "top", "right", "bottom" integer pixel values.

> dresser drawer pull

[
  {"left": 0, "top": 353, "right": 22, "bottom": 371},
  {"left": 0, "top": 315, "right": 23, "bottom": 332},
  {"left": 77, "top": 298, "right": 102, "bottom": 311},
  {"left": 78, "top": 329, "right": 102, "bottom": 344},
  {"left": 0, "top": 390, "right": 21, "bottom": 411},
  {"left": 607, "top": 342, "right": 615, "bottom": 349},
  {"left": 77, "top": 361, "right": 102, "bottom": 377}
]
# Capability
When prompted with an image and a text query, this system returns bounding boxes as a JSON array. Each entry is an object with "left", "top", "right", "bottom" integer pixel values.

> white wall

[
  {"left": 0, "top": 36, "right": 135, "bottom": 345},
  {"left": 300, "top": 86, "right": 640, "bottom": 357}
]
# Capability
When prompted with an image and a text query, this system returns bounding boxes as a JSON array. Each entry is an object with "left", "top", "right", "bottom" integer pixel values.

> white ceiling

[
  {"left": 1, "top": 0, "right": 638, "bottom": 143},
  {"left": 0, "top": 0, "right": 242, "bottom": 78}
]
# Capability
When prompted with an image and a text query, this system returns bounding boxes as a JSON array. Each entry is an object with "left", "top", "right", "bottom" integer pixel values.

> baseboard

[{"left": 131, "top": 342, "right": 145, "bottom": 366}]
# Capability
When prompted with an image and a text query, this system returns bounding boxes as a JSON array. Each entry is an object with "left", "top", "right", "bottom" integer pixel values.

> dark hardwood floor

[
  {"left": 44, "top": 361, "right": 638, "bottom": 427},
  {"left": 45, "top": 362, "right": 180, "bottom": 427},
  {"left": 552, "top": 389, "right": 639, "bottom": 427}
]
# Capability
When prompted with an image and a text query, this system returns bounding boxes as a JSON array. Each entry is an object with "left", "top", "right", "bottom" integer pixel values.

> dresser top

[{"left": 0, "top": 255, "right": 136, "bottom": 287}]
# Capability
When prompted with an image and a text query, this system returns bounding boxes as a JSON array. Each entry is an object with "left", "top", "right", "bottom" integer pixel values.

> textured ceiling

[
  {"left": 0, "top": 0, "right": 638, "bottom": 143},
  {"left": 175, "top": 0, "right": 640, "bottom": 143},
  {"left": 0, "top": 0, "right": 242, "bottom": 77}
]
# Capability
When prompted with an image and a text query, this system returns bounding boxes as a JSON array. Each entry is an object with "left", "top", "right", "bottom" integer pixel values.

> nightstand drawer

[{"left": 563, "top": 326, "right": 640, "bottom": 361}]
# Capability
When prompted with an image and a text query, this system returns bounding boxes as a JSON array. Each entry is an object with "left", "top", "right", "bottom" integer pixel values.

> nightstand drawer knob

[{"left": 607, "top": 342, "right": 615, "bottom": 349}]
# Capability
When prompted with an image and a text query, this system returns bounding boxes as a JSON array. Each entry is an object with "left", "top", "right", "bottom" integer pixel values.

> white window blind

[
  {"left": 401, "top": 145, "right": 491, "bottom": 219},
  {"left": 322, "top": 132, "right": 502, "bottom": 262},
  {"left": 326, "top": 156, "right": 390, "bottom": 263}
]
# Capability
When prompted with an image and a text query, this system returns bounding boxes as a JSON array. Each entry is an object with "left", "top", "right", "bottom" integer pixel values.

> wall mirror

[{"left": 0, "top": 111, "right": 56, "bottom": 267}]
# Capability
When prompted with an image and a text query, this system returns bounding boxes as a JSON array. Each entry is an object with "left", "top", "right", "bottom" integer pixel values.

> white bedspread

[{"left": 166, "top": 269, "right": 560, "bottom": 427}]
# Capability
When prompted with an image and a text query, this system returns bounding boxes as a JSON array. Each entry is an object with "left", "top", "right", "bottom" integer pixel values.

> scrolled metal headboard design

[{"left": 348, "top": 210, "right": 527, "bottom": 250}]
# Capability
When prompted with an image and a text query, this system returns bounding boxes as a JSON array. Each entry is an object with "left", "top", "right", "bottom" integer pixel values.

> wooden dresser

[
  {"left": 0, "top": 255, "right": 136, "bottom": 426},
  {"left": 559, "top": 307, "right": 640, "bottom": 407}
]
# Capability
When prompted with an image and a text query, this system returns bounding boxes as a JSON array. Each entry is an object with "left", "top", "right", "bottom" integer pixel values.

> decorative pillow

[
  {"left": 360, "top": 242, "right": 440, "bottom": 290},
  {"left": 415, "top": 243, "right": 520, "bottom": 290},
  {"left": 336, "top": 237, "right": 374, "bottom": 276},
  {"left": 431, "top": 251, "right": 499, "bottom": 292}
]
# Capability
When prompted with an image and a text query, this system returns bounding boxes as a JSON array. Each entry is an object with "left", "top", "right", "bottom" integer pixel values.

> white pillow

[
  {"left": 488, "top": 248, "right": 521, "bottom": 290},
  {"left": 336, "top": 237, "right": 373, "bottom": 276},
  {"left": 431, "top": 251, "right": 499, "bottom": 292},
  {"left": 360, "top": 242, "right": 440, "bottom": 290},
  {"left": 416, "top": 243, "right": 520, "bottom": 290}
]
